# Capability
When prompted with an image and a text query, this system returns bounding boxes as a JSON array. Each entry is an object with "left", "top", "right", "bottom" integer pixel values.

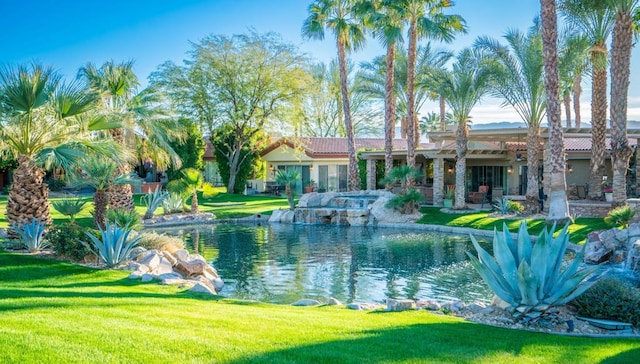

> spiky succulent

[
  {"left": 81, "top": 221, "right": 141, "bottom": 267},
  {"left": 13, "top": 218, "right": 48, "bottom": 252},
  {"left": 141, "top": 187, "right": 168, "bottom": 219},
  {"left": 467, "top": 221, "right": 601, "bottom": 321}
]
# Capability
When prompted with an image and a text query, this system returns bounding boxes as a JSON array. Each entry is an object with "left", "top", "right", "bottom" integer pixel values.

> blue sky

[{"left": 2, "top": 0, "right": 638, "bottom": 123}]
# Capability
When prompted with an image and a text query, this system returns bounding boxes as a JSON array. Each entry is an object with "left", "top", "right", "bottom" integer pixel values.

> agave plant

[
  {"left": 51, "top": 198, "right": 89, "bottom": 222},
  {"left": 163, "top": 193, "right": 185, "bottom": 214},
  {"left": 106, "top": 208, "right": 142, "bottom": 231},
  {"left": 81, "top": 221, "right": 141, "bottom": 267},
  {"left": 12, "top": 218, "right": 48, "bottom": 252},
  {"left": 492, "top": 197, "right": 511, "bottom": 215},
  {"left": 467, "top": 221, "right": 601, "bottom": 321},
  {"left": 604, "top": 205, "right": 636, "bottom": 229},
  {"left": 141, "top": 187, "right": 168, "bottom": 219}
]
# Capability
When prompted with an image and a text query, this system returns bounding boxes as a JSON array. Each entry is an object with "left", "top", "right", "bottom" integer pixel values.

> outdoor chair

[{"left": 468, "top": 185, "right": 489, "bottom": 205}]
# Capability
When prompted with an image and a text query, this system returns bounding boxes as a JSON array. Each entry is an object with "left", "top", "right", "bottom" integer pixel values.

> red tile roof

[
  {"left": 506, "top": 138, "right": 637, "bottom": 152},
  {"left": 261, "top": 137, "right": 433, "bottom": 158}
]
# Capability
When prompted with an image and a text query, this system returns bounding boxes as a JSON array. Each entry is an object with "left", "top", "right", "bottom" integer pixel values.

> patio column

[
  {"left": 433, "top": 157, "right": 444, "bottom": 205},
  {"left": 366, "top": 158, "right": 377, "bottom": 190}
]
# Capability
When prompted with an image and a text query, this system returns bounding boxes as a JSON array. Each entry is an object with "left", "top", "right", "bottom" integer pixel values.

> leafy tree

[
  {"left": 151, "top": 32, "right": 307, "bottom": 193},
  {"left": 303, "top": 0, "right": 367, "bottom": 191},
  {"left": 166, "top": 168, "right": 206, "bottom": 214},
  {"left": 0, "top": 63, "right": 118, "bottom": 229},
  {"left": 167, "top": 118, "right": 205, "bottom": 181},
  {"left": 212, "top": 123, "right": 263, "bottom": 194}
]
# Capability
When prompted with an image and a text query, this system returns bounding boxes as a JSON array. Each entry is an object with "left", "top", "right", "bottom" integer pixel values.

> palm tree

[
  {"left": 390, "top": 0, "right": 466, "bottom": 171},
  {"left": 440, "top": 49, "right": 495, "bottom": 209},
  {"left": 69, "top": 155, "right": 136, "bottom": 228},
  {"left": 276, "top": 169, "right": 301, "bottom": 210},
  {"left": 558, "top": 31, "right": 590, "bottom": 128},
  {"left": 609, "top": 0, "right": 639, "bottom": 207},
  {"left": 541, "top": 0, "right": 570, "bottom": 222},
  {"left": 166, "top": 168, "right": 205, "bottom": 214},
  {"left": 560, "top": 0, "right": 615, "bottom": 199},
  {"left": 475, "top": 22, "right": 546, "bottom": 214},
  {"left": 303, "top": 0, "right": 367, "bottom": 191},
  {"left": 0, "top": 63, "right": 116, "bottom": 230},
  {"left": 79, "top": 60, "right": 186, "bottom": 210}
]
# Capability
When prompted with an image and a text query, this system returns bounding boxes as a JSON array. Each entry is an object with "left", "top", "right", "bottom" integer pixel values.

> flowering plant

[{"left": 604, "top": 187, "right": 613, "bottom": 193}]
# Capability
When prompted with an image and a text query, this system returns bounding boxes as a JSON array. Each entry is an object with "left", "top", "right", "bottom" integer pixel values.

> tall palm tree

[
  {"left": 440, "top": 49, "right": 495, "bottom": 209},
  {"left": 0, "top": 63, "right": 117, "bottom": 230},
  {"left": 475, "top": 22, "right": 546, "bottom": 214},
  {"left": 303, "top": 0, "right": 367, "bottom": 191},
  {"left": 391, "top": 0, "right": 466, "bottom": 171},
  {"left": 558, "top": 31, "right": 590, "bottom": 128},
  {"left": 560, "top": 0, "right": 615, "bottom": 199},
  {"left": 541, "top": 0, "right": 570, "bottom": 222},
  {"left": 609, "top": 0, "right": 639, "bottom": 207}
]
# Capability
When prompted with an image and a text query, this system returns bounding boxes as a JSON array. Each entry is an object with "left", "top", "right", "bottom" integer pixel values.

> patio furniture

[{"left": 468, "top": 185, "right": 489, "bottom": 205}]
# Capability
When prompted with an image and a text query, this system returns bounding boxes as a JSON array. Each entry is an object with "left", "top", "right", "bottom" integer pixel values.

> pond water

[{"left": 150, "top": 224, "right": 493, "bottom": 304}]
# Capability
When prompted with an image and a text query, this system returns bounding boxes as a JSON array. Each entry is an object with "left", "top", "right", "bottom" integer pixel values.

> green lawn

[{"left": 0, "top": 251, "right": 638, "bottom": 364}]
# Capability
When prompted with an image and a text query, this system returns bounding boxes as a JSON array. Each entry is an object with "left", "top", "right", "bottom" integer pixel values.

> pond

[{"left": 149, "top": 223, "right": 493, "bottom": 304}]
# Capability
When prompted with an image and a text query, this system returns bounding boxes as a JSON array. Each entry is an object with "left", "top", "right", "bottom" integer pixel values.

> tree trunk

[
  {"left": 227, "top": 144, "right": 241, "bottom": 194},
  {"left": 406, "top": 20, "right": 417, "bottom": 171},
  {"left": 525, "top": 125, "right": 542, "bottom": 214},
  {"left": 573, "top": 73, "right": 582, "bottom": 128},
  {"left": 588, "top": 48, "right": 608, "bottom": 199},
  {"left": 108, "top": 128, "right": 134, "bottom": 211},
  {"left": 540, "top": 0, "right": 569, "bottom": 222},
  {"left": 384, "top": 42, "right": 396, "bottom": 188},
  {"left": 609, "top": 6, "right": 634, "bottom": 208},
  {"left": 93, "top": 189, "right": 108, "bottom": 229},
  {"left": 7, "top": 155, "right": 51, "bottom": 235},
  {"left": 439, "top": 96, "right": 446, "bottom": 131},
  {"left": 563, "top": 92, "right": 571, "bottom": 128},
  {"left": 454, "top": 122, "right": 468, "bottom": 209},
  {"left": 191, "top": 190, "right": 199, "bottom": 214},
  {"left": 285, "top": 184, "right": 294, "bottom": 210},
  {"left": 337, "top": 38, "right": 360, "bottom": 191}
]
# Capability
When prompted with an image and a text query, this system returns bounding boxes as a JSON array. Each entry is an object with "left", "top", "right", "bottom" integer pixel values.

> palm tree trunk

[
  {"left": 454, "top": 122, "right": 468, "bottom": 209},
  {"left": 588, "top": 51, "right": 608, "bottom": 199},
  {"left": 108, "top": 128, "right": 134, "bottom": 211},
  {"left": 7, "top": 155, "right": 51, "bottom": 235},
  {"left": 93, "top": 189, "right": 108, "bottom": 229},
  {"left": 191, "top": 190, "right": 199, "bottom": 213},
  {"left": 563, "top": 92, "right": 571, "bottom": 128},
  {"left": 406, "top": 20, "right": 417, "bottom": 171},
  {"left": 337, "top": 38, "right": 359, "bottom": 191},
  {"left": 285, "top": 184, "right": 294, "bottom": 210},
  {"left": 573, "top": 73, "right": 582, "bottom": 128},
  {"left": 525, "top": 125, "right": 542, "bottom": 214},
  {"left": 439, "top": 96, "right": 446, "bottom": 131},
  {"left": 384, "top": 42, "right": 397, "bottom": 187},
  {"left": 541, "top": 0, "right": 569, "bottom": 222},
  {"left": 609, "top": 6, "right": 635, "bottom": 208}
]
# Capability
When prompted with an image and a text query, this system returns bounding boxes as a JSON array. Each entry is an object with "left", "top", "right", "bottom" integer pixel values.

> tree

[
  {"left": 542, "top": 0, "right": 570, "bottom": 222},
  {"left": 276, "top": 169, "right": 300, "bottom": 210},
  {"left": 0, "top": 63, "right": 117, "bottom": 229},
  {"left": 475, "top": 21, "right": 546, "bottom": 214},
  {"left": 440, "top": 49, "right": 495, "bottom": 209},
  {"left": 167, "top": 118, "right": 205, "bottom": 181},
  {"left": 390, "top": 0, "right": 466, "bottom": 171},
  {"left": 558, "top": 30, "right": 590, "bottom": 128},
  {"left": 560, "top": 0, "right": 615, "bottom": 199},
  {"left": 166, "top": 168, "right": 205, "bottom": 214},
  {"left": 79, "top": 61, "right": 186, "bottom": 209},
  {"left": 212, "top": 123, "right": 263, "bottom": 194},
  {"left": 152, "top": 32, "right": 307, "bottom": 193},
  {"left": 303, "top": 0, "right": 368, "bottom": 191},
  {"left": 609, "top": 0, "right": 639, "bottom": 207},
  {"left": 69, "top": 155, "right": 135, "bottom": 228}
]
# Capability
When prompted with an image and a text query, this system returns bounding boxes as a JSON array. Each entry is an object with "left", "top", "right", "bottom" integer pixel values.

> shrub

[
  {"left": 12, "top": 218, "right": 48, "bottom": 252},
  {"left": 604, "top": 205, "right": 636, "bottom": 229},
  {"left": 468, "top": 221, "right": 601, "bottom": 322},
  {"left": 47, "top": 222, "right": 92, "bottom": 261},
  {"left": 81, "top": 222, "right": 142, "bottom": 268},
  {"left": 138, "top": 232, "right": 185, "bottom": 253},
  {"left": 163, "top": 193, "right": 185, "bottom": 214},
  {"left": 572, "top": 278, "right": 640, "bottom": 327},
  {"left": 106, "top": 208, "right": 142, "bottom": 231},
  {"left": 51, "top": 198, "right": 88, "bottom": 221},
  {"left": 141, "top": 187, "right": 168, "bottom": 219},
  {"left": 508, "top": 200, "right": 524, "bottom": 214},
  {"left": 44, "top": 178, "right": 66, "bottom": 192},
  {"left": 386, "top": 189, "right": 424, "bottom": 214}
]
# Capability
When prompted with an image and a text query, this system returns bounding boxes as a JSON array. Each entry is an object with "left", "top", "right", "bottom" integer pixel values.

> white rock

[
  {"left": 188, "top": 254, "right": 207, "bottom": 264},
  {"left": 123, "top": 261, "right": 143, "bottom": 272},
  {"left": 162, "top": 251, "right": 178, "bottom": 266},
  {"left": 387, "top": 298, "right": 415, "bottom": 312},
  {"left": 173, "top": 249, "right": 190, "bottom": 262},
  {"left": 327, "top": 297, "right": 342, "bottom": 306},
  {"left": 491, "top": 295, "right": 511, "bottom": 310},
  {"left": 127, "top": 246, "right": 147, "bottom": 261},
  {"left": 151, "top": 257, "right": 174, "bottom": 276},
  {"left": 138, "top": 251, "right": 161, "bottom": 270},
  {"left": 128, "top": 271, "right": 145, "bottom": 279},
  {"left": 291, "top": 299, "right": 321, "bottom": 306},
  {"left": 162, "top": 278, "right": 192, "bottom": 286},
  {"left": 189, "top": 282, "right": 217, "bottom": 295},
  {"left": 156, "top": 272, "right": 183, "bottom": 281},
  {"left": 141, "top": 273, "right": 154, "bottom": 282}
]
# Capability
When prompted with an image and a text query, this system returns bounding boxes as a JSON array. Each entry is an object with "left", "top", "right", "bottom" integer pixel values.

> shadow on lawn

[{"left": 229, "top": 321, "right": 640, "bottom": 364}]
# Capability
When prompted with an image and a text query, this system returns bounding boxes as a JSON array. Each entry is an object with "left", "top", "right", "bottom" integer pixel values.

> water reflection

[{"left": 150, "top": 224, "right": 493, "bottom": 304}]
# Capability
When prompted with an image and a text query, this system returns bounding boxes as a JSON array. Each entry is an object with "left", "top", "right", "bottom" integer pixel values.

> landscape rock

[
  {"left": 162, "top": 278, "right": 194, "bottom": 287},
  {"left": 141, "top": 273, "right": 154, "bottom": 282},
  {"left": 327, "top": 297, "right": 342, "bottom": 306},
  {"left": 491, "top": 296, "right": 511, "bottom": 310},
  {"left": 292, "top": 299, "right": 321, "bottom": 306},
  {"left": 416, "top": 300, "right": 441, "bottom": 311},
  {"left": 175, "top": 260, "right": 209, "bottom": 277},
  {"left": 137, "top": 250, "right": 161, "bottom": 270},
  {"left": 151, "top": 257, "right": 174, "bottom": 276},
  {"left": 466, "top": 302, "right": 487, "bottom": 313},
  {"left": 346, "top": 302, "right": 382, "bottom": 311},
  {"left": 128, "top": 270, "right": 146, "bottom": 279},
  {"left": 162, "top": 251, "right": 178, "bottom": 266},
  {"left": 189, "top": 282, "right": 217, "bottom": 295},
  {"left": 156, "top": 272, "right": 183, "bottom": 281},
  {"left": 127, "top": 246, "right": 147, "bottom": 261},
  {"left": 386, "top": 298, "right": 415, "bottom": 312}
]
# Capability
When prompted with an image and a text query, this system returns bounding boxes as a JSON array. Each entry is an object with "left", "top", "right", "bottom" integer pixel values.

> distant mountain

[{"left": 472, "top": 120, "right": 640, "bottom": 129}]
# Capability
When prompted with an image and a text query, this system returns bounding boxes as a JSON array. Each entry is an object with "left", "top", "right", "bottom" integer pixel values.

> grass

[
  {"left": 417, "top": 207, "right": 609, "bottom": 244},
  {"left": 0, "top": 251, "right": 638, "bottom": 364}
]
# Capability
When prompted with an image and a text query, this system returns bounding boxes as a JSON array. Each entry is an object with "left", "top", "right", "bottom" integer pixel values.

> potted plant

[
  {"left": 305, "top": 179, "right": 315, "bottom": 193},
  {"left": 443, "top": 186, "right": 455, "bottom": 208},
  {"left": 604, "top": 185, "right": 613, "bottom": 202}
]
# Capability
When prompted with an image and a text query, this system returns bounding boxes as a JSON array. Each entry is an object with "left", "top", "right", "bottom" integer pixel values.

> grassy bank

[{"left": 0, "top": 251, "right": 638, "bottom": 363}]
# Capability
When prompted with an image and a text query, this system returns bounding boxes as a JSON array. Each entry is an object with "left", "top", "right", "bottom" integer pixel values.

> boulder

[
  {"left": 465, "top": 301, "right": 487, "bottom": 313},
  {"left": 156, "top": 272, "right": 183, "bottom": 281},
  {"left": 128, "top": 270, "right": 146, "bottom": 279},
  {"left": 141, "top": 273, "right": 154, "bottom": 282},
  {"left": 127, "top": 246, "right": 147, "bottom": 261},
  {"left": 123, "top": 261, "right": 143, "bottom": 272},
  {"left": 175, "top": 260, "right": 209, "bottom": 277},
  {"left": 173, "top": 249, "right": 190, "bottom": 262},
  {"left": 386, "top": 298, "right": 415, "bottom": 312},
  {"left": 327, "top": 297, "right": 342, "bottom": 306},
  {"left": 583, "top": 240, "right": 613, "bottom": 264},
  {"left": 416, "top": 300, "right": 441, "bottom": 311},
  {"left": 291, "top": 299, "right": 321, "bottom": 306},
  {"left": 138, "top": 250, "right": 161, "bottom": 270},
  {"left": 269, "top": 209, "right": 295, "bottom": 223},
  {"left": 162, "top": 278, "right": 194, "bottom": 287},
  {"left": 151, "top": 257, "right": 174, "bottom": 276},
  {"left": 491, "top": 295, "right": 511, "bottom": 310},
  {"left": 189, "top": 282, "right": 217, "bottom": 295},
  {"left": 162, "top": 251, "right": 178, "bottom": 266},
  {"left": 188, "top": 254, "right": 207, "bottom": 264}
]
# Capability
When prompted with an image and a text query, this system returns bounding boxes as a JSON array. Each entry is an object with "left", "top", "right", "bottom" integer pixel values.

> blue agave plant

[
  {"left": 467, "top": 221, "right": 602, "bottom": 321},
  {"left": 13, "top": 218, "right": 48, "bottom": 252},
  {"left": 141, "top": 187, "right": 168, "bottom": 220},
  {"left": 81, "top": 222, "right": 141, "bottom": 267}
]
